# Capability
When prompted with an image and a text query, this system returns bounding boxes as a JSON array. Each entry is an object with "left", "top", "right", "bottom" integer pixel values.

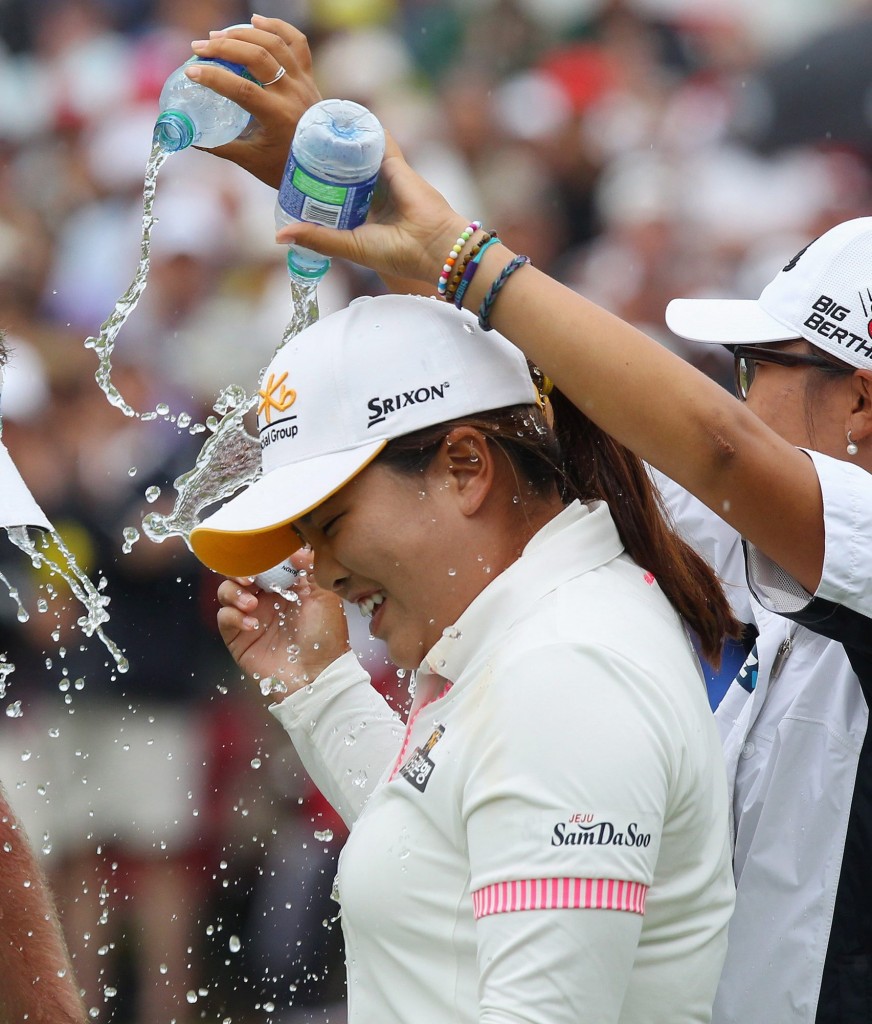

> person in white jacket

[{"left": 191, "top": 294, "right": 736, "bottom": 1024}]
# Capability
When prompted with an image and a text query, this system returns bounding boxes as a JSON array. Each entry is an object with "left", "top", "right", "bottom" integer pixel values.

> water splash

[
  {"left": 282, "top": 275, "right": 320, "bottom": 348},
  {"left": 83, "top": 142, "right": 170, "bottom": 419},
  {"left": 141, "top": 388, "right": 261, "bottom": 545},
  {"left": 3, "top": 526, "right": 128, "bottom": 673},
  {"left": 141, "top": 276, "right": 321, "bottom": 546}
]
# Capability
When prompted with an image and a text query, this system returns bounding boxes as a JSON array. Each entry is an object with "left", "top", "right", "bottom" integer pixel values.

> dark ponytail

[
  {"left": 380, "top": 392, "right": 740, "bottom": 667},
  {"left": 548, "top": 388, "right": 740, "bottom": 667}
]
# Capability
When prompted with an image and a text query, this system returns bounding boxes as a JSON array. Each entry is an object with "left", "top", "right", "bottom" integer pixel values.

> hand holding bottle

[{"left": 187, "top": 16, "right": 322, "bottom": 186}]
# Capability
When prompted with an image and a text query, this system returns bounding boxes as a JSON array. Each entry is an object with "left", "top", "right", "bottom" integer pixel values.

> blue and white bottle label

[{"left": 278, "top": 157, "right": 379, "bottom": 231}]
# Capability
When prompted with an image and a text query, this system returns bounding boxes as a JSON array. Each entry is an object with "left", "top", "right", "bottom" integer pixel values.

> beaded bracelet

[
  {"left": 453, "top": 236, "right": 501, "bottom": 309},
  {"left": 437, "top": 220, "right": 482, "bottom": 296},
  {"left": 477, "top": 255, "right": 531, "bottom": 331},
  {"left": 444, "top": 231, "right": 496, "bottom": 303}
]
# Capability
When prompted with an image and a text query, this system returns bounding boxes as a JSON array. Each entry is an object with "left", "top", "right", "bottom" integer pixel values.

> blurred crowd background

[{"left": 1, "top": 0, "right": 872, "bottom": 1020}]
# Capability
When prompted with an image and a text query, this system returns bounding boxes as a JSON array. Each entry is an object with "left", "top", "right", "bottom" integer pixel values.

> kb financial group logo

[{"left": 258, "top": 370, "right": 299, "bottom": 449}]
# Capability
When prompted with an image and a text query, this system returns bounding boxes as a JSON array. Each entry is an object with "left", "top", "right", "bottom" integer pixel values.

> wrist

[
  {"left": 426, "top": 215, "right": 483, "bottom": 285},
  {"left": 263, "top": 645, "right": 351, "bottom": 703}
]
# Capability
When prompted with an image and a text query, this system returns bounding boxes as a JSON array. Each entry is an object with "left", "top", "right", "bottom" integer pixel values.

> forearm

[
  {"left": 270, "top": 652, "right": 405, "bottom": 827},
  {"left": 0, "top": 793, "right": 85, "bottom": 1023},
  {"left": 446, "top": 238, "right": 826, "bottom": 591}
]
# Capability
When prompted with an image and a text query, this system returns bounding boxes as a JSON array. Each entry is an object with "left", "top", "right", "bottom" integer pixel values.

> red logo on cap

[{"left": 258, "top": 371, "right": 297, "bottom": 425}]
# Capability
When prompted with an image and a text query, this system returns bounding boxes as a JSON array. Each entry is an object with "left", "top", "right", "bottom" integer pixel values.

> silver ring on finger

[{"left": 262, "top": 66, "right": 286, "bottom": 87}]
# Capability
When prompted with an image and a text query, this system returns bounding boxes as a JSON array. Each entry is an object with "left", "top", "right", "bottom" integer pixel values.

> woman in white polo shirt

[{"left": 192, "top": 294, "right": 737, "bottom": 1024}]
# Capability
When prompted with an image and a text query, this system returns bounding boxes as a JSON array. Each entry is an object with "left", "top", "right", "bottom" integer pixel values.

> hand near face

[{"left": 216, "top": 549, "right": 351, "bottom": 701}]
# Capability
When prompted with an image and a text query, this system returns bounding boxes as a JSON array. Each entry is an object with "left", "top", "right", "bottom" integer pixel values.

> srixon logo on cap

[
  {"left": 366, "top": 380, "right": 451, "bottom": 428},
  {"left": 804, "top": 295, "right": 872, "bottom": 357}
]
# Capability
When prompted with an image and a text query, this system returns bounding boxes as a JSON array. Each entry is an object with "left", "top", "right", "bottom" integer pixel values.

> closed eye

[{"left": 321, "top": 513, "right": 343, "bottom": 537}]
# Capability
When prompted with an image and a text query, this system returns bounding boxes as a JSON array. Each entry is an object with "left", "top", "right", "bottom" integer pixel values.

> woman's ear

[
  {"left": 436, "top": 426, "right": 494, "bottom": 516},
  {"left": 847, "top": 369, "right": 872, "bottom": 442}
]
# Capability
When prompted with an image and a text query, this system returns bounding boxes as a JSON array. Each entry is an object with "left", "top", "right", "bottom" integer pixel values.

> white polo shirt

[{"left": 273, "top": 500, "right": 734, "bottom": 1024}]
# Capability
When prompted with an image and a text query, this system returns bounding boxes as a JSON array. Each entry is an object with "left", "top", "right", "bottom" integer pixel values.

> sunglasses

[{"left": 732, "top": 345, "right": 854, "bottom": 400}]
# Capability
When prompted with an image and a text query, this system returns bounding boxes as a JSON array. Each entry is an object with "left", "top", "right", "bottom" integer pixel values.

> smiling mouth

[{"left": 357, "top": 591, "right": 385, "bottom": 619}]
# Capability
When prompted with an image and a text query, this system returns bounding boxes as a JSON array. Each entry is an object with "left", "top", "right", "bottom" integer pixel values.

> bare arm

[
  {"left": 0, "top": 789, "right": 86, "bottom": 1024},
  {"left": 187, "top": 17, "right": 826, "bottom": 591},
  {"left": 275, "top": 145, "right": 827, "bottom": 593}
]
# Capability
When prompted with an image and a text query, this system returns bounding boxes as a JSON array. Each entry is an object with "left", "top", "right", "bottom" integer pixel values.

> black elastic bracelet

[{"left": 477, "top": 255, "right": 531, "bottom": 331}]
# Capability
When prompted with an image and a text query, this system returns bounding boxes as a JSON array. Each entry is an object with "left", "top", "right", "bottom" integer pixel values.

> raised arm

[
  {"left": 0, "top": 789, "right": 86, "bottom": 1023},
  {"left": 274, "top": 143, "right": 828, "bottom": 594},
  {"left": 186, "top": 17, "right": 829, "bottom": 592}
]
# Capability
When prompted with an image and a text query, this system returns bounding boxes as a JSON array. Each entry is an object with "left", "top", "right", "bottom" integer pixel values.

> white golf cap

[
  {"left": 665, "top": 217, "right": 872, "bottom": 369},
  {"left": 190, "top": 294, "right": 538, "bottom": 577}
]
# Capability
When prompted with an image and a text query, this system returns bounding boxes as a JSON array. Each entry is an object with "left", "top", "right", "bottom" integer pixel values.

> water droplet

[
  {"left": 186, "top": 990, "right": 198, "bottom": 1004},
  {"left": 250, "top": 758, "right": 262, "bottom": 769},
  {"left": 447, "top": 568, "right": 457, "bottom": 577},
  {"left": 314, "top": 829, "right": 334, "bottom": 843},
  {"left": 442, "top": 626, "right": 462, "bottom": 639},
  {"left": 145, "top": 486, "right": 161, "bottom": 503},
  {"left": 122, "top": 526, "right": 140, "bottom": 554},
  {"left": 6, "top": 702, "right": 22, "bottom": 718},
  {"left": 228, "top": 935, "right": 241, "bottom": 953}
]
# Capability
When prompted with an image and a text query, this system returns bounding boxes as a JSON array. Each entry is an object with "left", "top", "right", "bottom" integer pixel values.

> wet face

[
  {"left": 742, "top": 341, "right": 855, "bottom": 457},
  {"left": 294, "top": 460, "right": 482, "bottom": 670}
]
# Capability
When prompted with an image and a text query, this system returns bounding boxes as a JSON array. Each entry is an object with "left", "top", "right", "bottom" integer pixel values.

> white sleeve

[
  {"left": 269, "top": 651, "right": 405, "bottom": 828},
  {"left": 806, "top": 449, "right": 872, "bottom": 616},
  {"left": 460, "top": 645, "right": 673, "bottom": 1023},
  {"left": 475, "top": 907, "right": 642, "bottom": 1023},
  {"left": 649, "top": 467, "right": 753, "bottom": 623},
  {"left": 744, "top": 450, "right": 872, "bottom": 619}
]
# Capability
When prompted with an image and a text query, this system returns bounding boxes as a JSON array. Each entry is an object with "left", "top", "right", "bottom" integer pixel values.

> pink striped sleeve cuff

[{"left": 471, "top": 878, "right": 648, "bottom": 919}]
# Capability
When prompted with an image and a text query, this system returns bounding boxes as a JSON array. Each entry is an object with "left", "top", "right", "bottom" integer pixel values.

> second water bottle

[{"left": 276, "top": 99, "right": 386, "bottom": 283}]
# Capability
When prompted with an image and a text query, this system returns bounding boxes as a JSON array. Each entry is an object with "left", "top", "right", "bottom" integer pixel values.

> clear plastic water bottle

[
  {"left": 276, "top": 99, "right": 386, "bottom": 282},
  {"left": 154, "top": 30, "right": 257, "bottom": 153}
]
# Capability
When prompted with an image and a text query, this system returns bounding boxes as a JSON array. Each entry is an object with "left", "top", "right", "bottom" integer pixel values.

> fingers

[
  {"left": 216, "top": 578, "right": 261, "bottom": 635},
  {"left": 189, "top": 25, "right": 320, "bottom": 121},
  {"left": 250, "top": 14, "right": 314, "bottom": 71},
  {"left": 276, "top": 220, "right": 358, "bottom": 262},
  {"left": 193, "top": 26, "right": 295, "bottom": 87}
]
